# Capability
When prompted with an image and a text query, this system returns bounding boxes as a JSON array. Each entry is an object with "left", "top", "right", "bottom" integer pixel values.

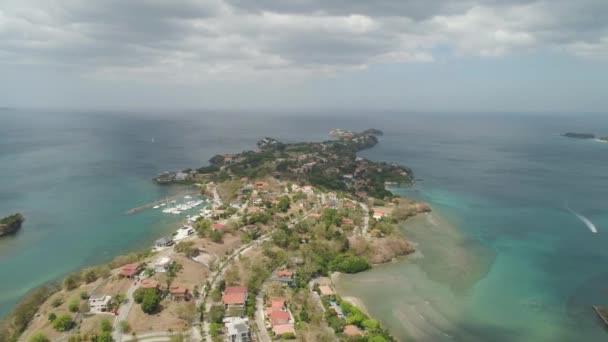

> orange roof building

[
  {"left": 272, "top": 324, "right": 295, "bottom": 336},
  {"left": 318, "top": 285, "right": 334, "bottom": 296},
  {"left": 344, "top": 325, "right": 364, "bottom": 336},
  {"left": 270, "top": 310, "right": 290, "bottom": 326},
  {"left": 119, "top": 263, "right": 139, "bottom": 278}
]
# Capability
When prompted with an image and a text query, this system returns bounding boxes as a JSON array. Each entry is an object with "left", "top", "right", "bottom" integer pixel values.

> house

[
  {"left": 119, "top": 263, "right": 139, "bottom": 279},
  {"left": 341, "top": 218, "right": 354, "bottom": 225},
  {"left": 329, "top": 301, "right": 344, "bottom": 318},
  {"left": 343, "top": 325, "right": 364, "bottom": 336},
  {"left": 153, "top": 257, "right": 171, "bottom": 273},
  {"left": 223, "top": 287, "right": 248, "bottom": 307},
  {"left": 174, "top": 225, "right": 195, "bottom": 240},
  {"left": 88, "top": 295, "right": 112, "bottom": 313},
  {"left": 255, "top": 181, "right": 268, "bottom": 188},
  {"left": 212, "top": 223, "right": 226, "bottom": 231},
  {"left": 318, "top": 285, "right": 334, "bottom": 296},
  {"left": 344, "top": 201, "right": 356, "bottom": 208},
  {"left": 373, "top": 209, "right": 386, "bottom": 220},
  {"left": 271, "top": 298, "right": 285, "bottom": 310},
  {"left": 309, "top": 213, "right": 321, "bottom": 219},
  {"left": 270, "top": 270, "right": 295, "bottom": 286},
  {"left": 270, "top": 310, "right": 290, "bottom": 326},
  {"left": 225, "top": 317, "right": 250, "bottom": 342},
  {"left": 272, "top": 324, "right": 296, "bottom": 336},
  {"left": 175, "top": 172, "right": 188, "bottom": 181},
  {"left": 140, "top": 279, "right": 160, "bottom": 290},
  {"left": 154, "top": 236, "right": 174, "bottom": 248},
  {"left": 302, "top": 185, "right": 314, "bottom": 195},
  {"left": 169, "top": 285, "right": 190, "bottom": 301}
]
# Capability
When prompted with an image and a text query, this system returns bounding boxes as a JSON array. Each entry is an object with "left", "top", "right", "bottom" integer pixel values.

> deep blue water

[{"left": 1, "top": 109, "right": 608, "bottom": 341}]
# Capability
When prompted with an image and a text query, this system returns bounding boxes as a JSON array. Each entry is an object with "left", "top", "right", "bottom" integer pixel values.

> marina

[{"left": 126, "top": 192, "right": 202, "bottom": 215}]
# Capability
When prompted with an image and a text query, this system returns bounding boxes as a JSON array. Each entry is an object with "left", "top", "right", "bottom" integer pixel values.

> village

[{"left": 14, "top": 130, "right": 430, "bottom": 342}]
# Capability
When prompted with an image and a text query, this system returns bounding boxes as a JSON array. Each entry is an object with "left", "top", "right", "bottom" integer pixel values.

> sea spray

[{"left": 566, "top": 207, "right": 598, "bottom": 233}]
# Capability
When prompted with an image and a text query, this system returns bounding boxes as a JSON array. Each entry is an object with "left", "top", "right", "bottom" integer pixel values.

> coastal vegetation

[
  {"left": 5, "top": 129, "right": 428, "bottom": 342},
  {"left": 0, "top": 213, "right": 24, "bottom": 237}
]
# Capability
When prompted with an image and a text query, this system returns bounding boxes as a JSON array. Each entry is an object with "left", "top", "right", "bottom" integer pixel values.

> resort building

[
  {"left": 153, "top": 257, "right": 171, "bottom": 273},
  {"left": 224, "top": 317, "right": 251, "bottom": 342},
  {"left": 373, "top": 209, "right": 386, "bottom": 220},
  {"left": 270, "top": 310, "right": 290, "bottom": 326},
  {"left": 270, "top": 269, "right": 295, "bottom": 286},
  {"left": 343, "top": 325, "right": 365, "bottom": 337},
  {"left": 140, "top": 279, "right": 160, "bottom": 290},
  {"left": 119, "top": 263, "right": 139, "bottom": 279},
  {"left": 154, "top": 236, "right": 174, "bottom": 248},
  {"left": 223, "top": 286, "right": 248, "bottom": 308},
  {"left": 272, "top": 324, "right": 295, "bottom": 337},
  {"left": 88, "top": 295, "right": 112, "bottom": 313},
  {"left": 169, "top": 285, "right": 190, "bottom": 301},
  {"left": 318, "top": 285, "right": 334, "bottom": 296}
]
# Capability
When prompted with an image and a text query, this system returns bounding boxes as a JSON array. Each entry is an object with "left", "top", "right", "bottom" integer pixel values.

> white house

[
  {"left": 154, "top": 257, "right": 171, "bottom": 273},
  {"left": 225, "top": 317, "right": 250, "bottom": 342},
  {"left": 88, "top": 295, "right": 112, "bottom": 313}
]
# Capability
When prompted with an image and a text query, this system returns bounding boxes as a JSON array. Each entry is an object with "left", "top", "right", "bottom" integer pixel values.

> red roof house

[
  {"left": 141, "top": 279, "right": 159, "bottom": 289},
  {"left": 212, "top": 223, "right": 226, "bottom": 231},
  {"left": 223, "top": 286, "right": 248, "bottom": 307},
  {"left": 119, "top": 263, "right": 139, "bottom": 278},
  {"left": 272, "top": 324, "right": 296, "bottom": 336},
  {"left": 270, "top": 310, "right": 290, "bottom": 326},
  {"left": 344, "top": 325, "right": 364, "bottom": 336}
]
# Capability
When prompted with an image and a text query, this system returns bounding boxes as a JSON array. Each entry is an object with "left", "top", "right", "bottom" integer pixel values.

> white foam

[{"left": 568, "top": 209, "right": 598, "bottom": 233}]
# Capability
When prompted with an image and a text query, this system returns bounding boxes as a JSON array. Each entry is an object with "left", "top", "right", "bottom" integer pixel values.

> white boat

[{"left": 153, "top": 205, "right": 160, "bottom": 209}]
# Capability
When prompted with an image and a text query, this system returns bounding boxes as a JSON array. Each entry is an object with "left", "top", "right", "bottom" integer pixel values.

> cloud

[{"left": 0, "top": 0, "right": 606, "bottom": 81}]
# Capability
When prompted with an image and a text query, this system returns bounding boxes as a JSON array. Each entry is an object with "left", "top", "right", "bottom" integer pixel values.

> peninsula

[
  {"left": 2, "top": 130, "right": 430, "bottom": 342},
  {"left": 563, "top": 132, "right": 596, "bottom": 139},
  {"left": 0, "top": 213, "right": 24, "bottom": 237}
]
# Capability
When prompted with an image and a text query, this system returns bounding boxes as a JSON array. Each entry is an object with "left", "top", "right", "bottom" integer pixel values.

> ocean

[{"left": 1, "top": 109, "right": 608, "bottom": 341}]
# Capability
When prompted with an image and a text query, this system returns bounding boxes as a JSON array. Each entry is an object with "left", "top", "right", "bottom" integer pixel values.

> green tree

[
  {"left": 48, "top": 312, "right": 57, "bottom": 322},
  {"left": 68, "top": 299, "right": 80, "bottom": 313},
  {"left": 100, "top": 318, "right": 112, "bottom": 332},
  {"left": 278, "top": 196, "right": 291, "bottom": 212},
  {"left": 29, "top": 333, "right": 49, "bottom": 342},
  {"left": 210, "top": 323, "right": 222, "bottom": 337},
  {"left": 210, "top": 230, "right": 223, "bottom": 243},
  {"left": 362, "top": 319, "right": 380, "bottom": 334},
  {"left": 52, "top": 314, "right": 73, "bottom": 332},
  {"left": 63, "top": 274, "right": 81, "bottom": 290},
  {"left": 97, "top": 331, "right": 112, "bottom": 342},
  {"left": 141, "top": 290, "right": 161, "bottom": 314},
  {"left": 208, "top": 305, "right": 225, "bottom": 324},
  {"left": 119, "top": 320, "right": 130, "bottom": 333}
]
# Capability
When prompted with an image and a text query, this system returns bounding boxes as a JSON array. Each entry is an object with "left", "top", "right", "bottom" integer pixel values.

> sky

[{"left": 0, "top": 0, "right": 607, "bottom": 112}]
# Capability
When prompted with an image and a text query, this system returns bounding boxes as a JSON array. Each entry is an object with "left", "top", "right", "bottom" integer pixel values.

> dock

[
  {"left": 593, "top": 306, "right": 608, "bottom": 326},
  {"left": 126, "top": 192, "right": 200, "bottom": 215}
]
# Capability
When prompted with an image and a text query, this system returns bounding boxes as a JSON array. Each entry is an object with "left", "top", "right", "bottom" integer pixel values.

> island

[
  {"left": 562, "top": 132, "right": 596, "bottom": 139},
  {"left": 0, "top": 213, "right": 24, "bottom": 237},
  {"left": 2, "top": 130, "right": 431, "bottom": 342}
]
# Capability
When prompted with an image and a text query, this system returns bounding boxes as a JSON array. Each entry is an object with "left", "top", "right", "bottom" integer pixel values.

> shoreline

[{"left": 333, "top": 207, "right": 495, "bottom": 342}]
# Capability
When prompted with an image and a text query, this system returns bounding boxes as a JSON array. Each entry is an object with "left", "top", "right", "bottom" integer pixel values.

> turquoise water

[{"left": 2, "top": 110, "right": 608, "bottom": 341}]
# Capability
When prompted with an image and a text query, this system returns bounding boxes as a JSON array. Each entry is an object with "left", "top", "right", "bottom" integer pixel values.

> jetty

[
  {"left": 127, "top": 192, "right": 199, "bottom": 215},
  {"left": 593, "top": 306, "right": 608, "bottom": 327}
]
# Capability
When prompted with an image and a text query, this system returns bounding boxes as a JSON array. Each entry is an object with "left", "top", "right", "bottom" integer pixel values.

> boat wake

[{"left": 567, "top": 207, "right": 598, "bottom": 233}]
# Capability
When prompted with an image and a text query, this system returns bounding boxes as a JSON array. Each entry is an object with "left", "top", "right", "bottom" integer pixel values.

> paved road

[
  {"left": 359, "top": 202, "right": 370, "bottom": 237},
  {"left": 113, "top": 280, "right": 142, "bottom": 342},
  {"left": 199, "top": 207, "right": 318, "bottom": 341},
  {"left": 254, "top": 280, "right": 272, "bottom": 342}
]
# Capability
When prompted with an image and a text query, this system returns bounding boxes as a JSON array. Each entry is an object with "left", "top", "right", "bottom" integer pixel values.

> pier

[
  {"left": 593, "top": 306, "right": 608, "bottom": 327},
  {"left": 126, "top": 191, "right": 200, "bottom": 215}
]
